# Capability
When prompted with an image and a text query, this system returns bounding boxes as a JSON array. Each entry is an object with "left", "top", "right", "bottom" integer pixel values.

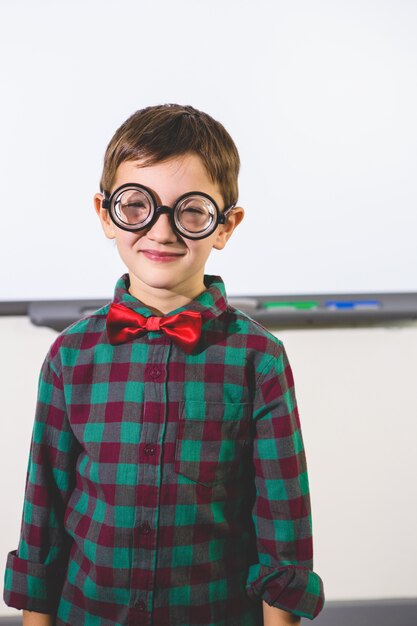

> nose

[{"left": 146, "top": 210, "right": 179, "bottom": 243}]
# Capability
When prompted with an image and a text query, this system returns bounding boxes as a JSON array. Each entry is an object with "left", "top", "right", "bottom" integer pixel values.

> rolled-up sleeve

[
  {"left": 3, "top": 352, "right": 80, "bottom": 613},
  {"left": 245, "top": 342, "right": 324, "bottom": 619}
]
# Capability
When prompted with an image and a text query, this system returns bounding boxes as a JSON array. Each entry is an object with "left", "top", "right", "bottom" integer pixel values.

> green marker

[{"left": 262, "top": 301, "right": 319, "bottom": 311}]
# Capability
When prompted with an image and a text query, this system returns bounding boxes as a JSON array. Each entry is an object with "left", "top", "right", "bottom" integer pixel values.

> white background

[{"left": 1, "top": 0, "right": 417, "bottom": 300}]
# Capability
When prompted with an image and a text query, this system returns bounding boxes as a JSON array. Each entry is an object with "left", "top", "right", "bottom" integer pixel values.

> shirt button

[
  {"left": 144, "top": 444, "right": 156, "bottom": 455},
  {"left": 139, "top": 521, "right": 151, "bottom": 534},
  {"left": 135, "top": 600, "right": 146, "bottom": 611},
  {"left": 150, "top": 366, "right": 161, "bottom": 379}
]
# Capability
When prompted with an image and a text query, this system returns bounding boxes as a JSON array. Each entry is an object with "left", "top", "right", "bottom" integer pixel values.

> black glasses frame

[{"left": 102, "top": 183, "right": 235, "bottom": 240}]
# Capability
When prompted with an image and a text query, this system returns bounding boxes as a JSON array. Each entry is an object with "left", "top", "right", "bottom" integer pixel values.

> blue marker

[{"left": 325, "top": 300, "right": 381, "bottom": 310}]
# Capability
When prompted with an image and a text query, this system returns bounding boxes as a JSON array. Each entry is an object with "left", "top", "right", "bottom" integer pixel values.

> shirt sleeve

[
  {"left": 245, "top": 342, "right": 325, "bottom": 619},
  {"left": 3, "top": 352, "right": 80, "bottom": 614}
]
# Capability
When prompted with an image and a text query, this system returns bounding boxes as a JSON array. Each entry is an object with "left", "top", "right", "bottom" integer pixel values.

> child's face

[{"left": 94, "top": 153, "right": 244, "bottom": 309}]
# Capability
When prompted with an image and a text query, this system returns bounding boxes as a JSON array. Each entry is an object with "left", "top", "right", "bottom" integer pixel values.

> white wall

[
  {"left": 1, "top": 317, "right": 416, "bottom": 616},
  {"left": 2, "top": 0, "right": 417, "bottom": 300}
]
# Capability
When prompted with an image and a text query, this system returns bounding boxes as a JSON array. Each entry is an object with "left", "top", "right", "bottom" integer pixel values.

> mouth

[{"left": 140, "top": 249, "right": 185, "bottom": 262}]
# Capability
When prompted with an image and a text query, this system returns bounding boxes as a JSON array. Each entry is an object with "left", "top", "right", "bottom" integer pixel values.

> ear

[
  {"left": 94, "top": 193, "right": 117, "bottom": 239},
  {"left": 213, "top": 206, "right": 245, "bottom": 250}
]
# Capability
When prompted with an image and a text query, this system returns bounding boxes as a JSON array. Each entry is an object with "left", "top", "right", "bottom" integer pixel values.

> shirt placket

[{"left": 129, "top": 336, "right": 170, "bottom": 625}]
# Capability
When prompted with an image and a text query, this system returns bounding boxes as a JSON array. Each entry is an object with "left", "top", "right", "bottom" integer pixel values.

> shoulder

[
  {"left": 226, "top": 304, "right": 283, "bottom": 345},
  {"left": 223, "top": 304, "right": 285, "bottom": 365},
  {"left": 44, "top": 302, "right": 111, "bottom": 376},
  {"left": 224, "top": 308, "right": 296, "bottom": 395}
]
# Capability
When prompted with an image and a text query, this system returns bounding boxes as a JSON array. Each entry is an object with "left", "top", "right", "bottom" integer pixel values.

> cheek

[
  {"left": 113, "top": 234, "right": 141, "bottom": 259},
  {"left": 116, "top": 231, "right": 143, "bottom": 248},
  {"left": 189, "top": 240, "right": 214, "bottom": 260}
]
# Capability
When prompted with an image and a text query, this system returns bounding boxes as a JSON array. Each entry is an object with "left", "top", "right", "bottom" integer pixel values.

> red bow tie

[{"left": 106, "top": 302, "right": 202, "bottom": 353}]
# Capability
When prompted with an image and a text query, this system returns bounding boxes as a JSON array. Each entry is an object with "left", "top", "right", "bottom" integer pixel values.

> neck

[{"left": 128, "top": 275, "right": 207, "bottom": 315}]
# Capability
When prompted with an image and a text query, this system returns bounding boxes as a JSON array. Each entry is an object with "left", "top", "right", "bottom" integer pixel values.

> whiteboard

[{"left": 1, "top": 0, "right": 417, "bottom": 301}]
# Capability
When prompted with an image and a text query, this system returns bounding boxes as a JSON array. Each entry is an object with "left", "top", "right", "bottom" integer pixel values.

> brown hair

[{"left": 99, "top": 104, "right": 240, "bottom": 208}]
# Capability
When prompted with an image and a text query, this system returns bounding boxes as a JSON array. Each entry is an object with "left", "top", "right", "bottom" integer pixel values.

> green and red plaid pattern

[{"left": 4, "top": 273, "right": 324, "bottom": 625}]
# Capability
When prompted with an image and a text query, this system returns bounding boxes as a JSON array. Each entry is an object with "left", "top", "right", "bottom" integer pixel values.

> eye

[
  {"left": 123, "top": 201, "right": 147, "bottom": 210},
  {"left": 183, "top": 206, "right": 206, "bottom": 214},
  {"left": 177, "top": 207, "right": 213, "bottom": 232},
  {"left": 114, "top": 190, "right": 153, "bottom": 224}
]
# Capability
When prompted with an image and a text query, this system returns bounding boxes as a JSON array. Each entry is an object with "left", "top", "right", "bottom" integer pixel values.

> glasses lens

[
  {"left": 112, "top": 188, "right": 153, "bottom": 227},
  {"left": 175, "top": 195, "right": 215, "bottom": 236}
]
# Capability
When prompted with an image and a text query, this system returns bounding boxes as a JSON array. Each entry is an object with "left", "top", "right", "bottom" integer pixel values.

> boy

[{"left": 4, "top": 104, "right": 324, "bottom": 625}]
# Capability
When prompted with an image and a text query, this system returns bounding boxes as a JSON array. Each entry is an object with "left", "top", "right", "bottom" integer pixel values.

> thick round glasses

[{"left": 102, "top": 183, "right": 235, "bottom": 240}]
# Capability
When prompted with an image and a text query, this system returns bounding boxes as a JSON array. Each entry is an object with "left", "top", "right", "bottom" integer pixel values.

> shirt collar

[{"left": 112, "top": 273, "right": 228, "bottom": 325}]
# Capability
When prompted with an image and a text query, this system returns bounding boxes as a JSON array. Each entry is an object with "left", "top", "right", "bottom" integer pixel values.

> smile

[{"left": 141, "top": 250, "right": 184, "bottom": 262}]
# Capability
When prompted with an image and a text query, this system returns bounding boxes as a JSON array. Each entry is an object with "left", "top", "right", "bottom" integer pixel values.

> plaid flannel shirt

[{"left": 4, "top": 273, "right": 324, "bottom": 625}]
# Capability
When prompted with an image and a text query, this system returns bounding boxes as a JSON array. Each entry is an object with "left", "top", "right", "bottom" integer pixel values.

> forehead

[{"left": 112, "top": 154, "right": 222, "bottom": 204}]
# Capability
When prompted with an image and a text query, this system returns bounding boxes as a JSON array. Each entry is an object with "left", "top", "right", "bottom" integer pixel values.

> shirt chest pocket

[{"left": 174, "top": 400, "right": 252, "bottom": 487}]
